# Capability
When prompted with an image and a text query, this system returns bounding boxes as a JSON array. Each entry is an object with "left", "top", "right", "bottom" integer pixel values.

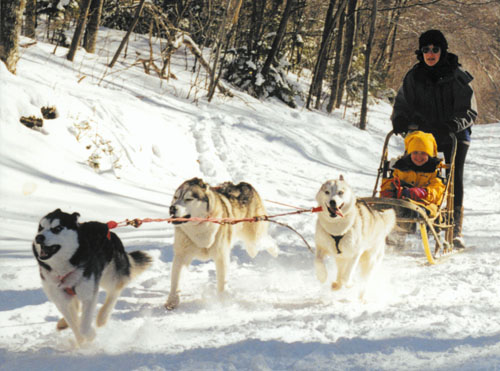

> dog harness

[
  {"left": 57, "top": 270, "right": 77, "bottom": 296},
  {"left": 39, "top": 268, "right": 77, "bottom": 297},
  {"left": 330, "top": 234, "right": 343, "bottom": 254},
  {"left": 328, "top": 201, "right": 374, "bottom": 255}
]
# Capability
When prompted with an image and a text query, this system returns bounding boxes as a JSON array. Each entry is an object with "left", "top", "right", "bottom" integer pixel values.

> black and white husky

[{"left": 33, "top": 209, "right": 152, "bottom": 345}]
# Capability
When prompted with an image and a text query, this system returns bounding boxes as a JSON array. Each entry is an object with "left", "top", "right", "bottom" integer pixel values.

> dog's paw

[
  {"left": 266, "top": 244, "right": 279, "bottom": 258},
  {"left": 80, "top": 327, "right": 96, "bottom": 343},
  {"left": 96, "top": 312, "right": 108, "bottom": 328},
  {"left": 358, "top": 292, "right": 368, "bottom": 304},
  {"left": 315, "top": 259, "right": 328, "bottom": 283},
  {"left": 165, "top": 294, "right": 180, "bottom": 310},
  {"left": 331, "top": 281, "right": 342, "bottom": 291},
  {"left": 246, "top": 244, "right": 258, "bottom": 259},
  {"left": 56, "top": 317, "right": 69, "bottom": 331}
]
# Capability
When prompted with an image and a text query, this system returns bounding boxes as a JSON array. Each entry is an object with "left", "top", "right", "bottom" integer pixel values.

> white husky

[{"left": 314, "top": 176, "right": 396, "bottom": 297}]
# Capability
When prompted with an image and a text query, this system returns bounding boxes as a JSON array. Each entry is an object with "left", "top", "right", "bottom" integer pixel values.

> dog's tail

[
  {"left": 381, "top": 208, "right": 397, "bottom": 235},
  {"left": 128, "top": 251, "right": 152, "bottom": 279}
]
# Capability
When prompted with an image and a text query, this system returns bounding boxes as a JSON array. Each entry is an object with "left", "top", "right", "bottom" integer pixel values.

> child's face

[{"left": 410, "top": 151, "right": 429, "bottom": 166}]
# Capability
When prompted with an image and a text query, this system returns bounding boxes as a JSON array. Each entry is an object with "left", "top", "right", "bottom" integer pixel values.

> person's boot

[{"left": 453, "top": 206, "right": 466, "bottom": 249}]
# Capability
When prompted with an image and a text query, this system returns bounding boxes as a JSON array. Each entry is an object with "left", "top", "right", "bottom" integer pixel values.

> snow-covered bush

[{"left": 223, "top": 48, "right": 298, "bottom": 108}]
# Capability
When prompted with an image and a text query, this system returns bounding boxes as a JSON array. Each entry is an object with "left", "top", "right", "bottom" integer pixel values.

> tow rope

[{"left": 106, "top": 206, "right": 323, "bottom": 252}]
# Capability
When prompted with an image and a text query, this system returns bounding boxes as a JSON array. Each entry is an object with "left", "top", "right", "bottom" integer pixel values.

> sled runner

[{"left": 359, "top": 130, "right": 458, "bottom": 264}]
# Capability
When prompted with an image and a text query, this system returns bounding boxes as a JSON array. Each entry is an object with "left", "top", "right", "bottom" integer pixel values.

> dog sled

[{"left": 359, "top": 130, "right": 458, "bottom": 264}]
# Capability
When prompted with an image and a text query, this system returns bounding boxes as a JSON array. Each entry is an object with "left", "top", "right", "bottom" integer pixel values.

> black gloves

[
  {"left": 445, "top": 120, "right": 460, "bottom": 133},
  {"left": 392, "top": 118, "right": 407, "bottom": 134}
]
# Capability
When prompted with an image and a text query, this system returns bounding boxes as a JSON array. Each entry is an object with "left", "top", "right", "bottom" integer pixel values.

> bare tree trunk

[
  {"left": 373, "top": 0, "right": 402, "bottom": 73},
  {"left": 207, "top": 0, "right": 232, "bottom": 102},
  {"left": 24, "top": 0, "right": 36, "bottom": 39},
  {"left": 384, "top": 0, "right": 405, "bottom": 75},
  {"left": 306, "top": 0, "right": 348, "bottom": 110},
  {"left": 262, "top": 0, "right": 294, "bottom": 77},
  {"left": 326, "top": 5, "right": 346, "bottom": 113},
  {"left": 249, "top": 0, "right": 265, "bottom": 60},
  {"left": 108, "top": 0, "right": 146, "bottom": 68},
  {"left": 83, "top": 0, "right": 104, "bottom": 53},
  {"left": 0, "top": 0, "right": 26, "bottom": 74},
  {"left": 67, "top": 0, "right": 92, "bottom": 61},
  {"left": 359, "top": 0, "right": 377, "bottom": 130},
  {"left": 207, "top": 0, "right": 243, "bottom": 101},
  {"left": 335, "top": 0, "right": 357, "bottom": 108},
  {"left": 306, "top": 0, "right": 337, "bottom": 109}
]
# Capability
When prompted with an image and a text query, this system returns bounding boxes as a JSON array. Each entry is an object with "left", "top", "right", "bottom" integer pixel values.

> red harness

[
  {"left": 57, "top": 270, "right": 77, "bottom": 296},
  {"left": 40, "top": 269, "right": 77, "bottom": 296}
]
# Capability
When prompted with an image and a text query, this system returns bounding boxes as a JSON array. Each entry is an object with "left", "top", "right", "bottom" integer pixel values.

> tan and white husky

[{"left": 166, "top": 178, "right": 276, "bottom": 309}]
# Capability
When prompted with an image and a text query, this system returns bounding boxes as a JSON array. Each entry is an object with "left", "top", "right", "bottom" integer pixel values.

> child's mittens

[{"left": 402, "top": 187, "right": 428, "bottom": 200}]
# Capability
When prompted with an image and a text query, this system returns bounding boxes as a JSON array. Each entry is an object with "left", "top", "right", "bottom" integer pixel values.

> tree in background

[
  {"left": 359, "top": 0, "right": 377, "bottom": 130},
  {"left": 207, "top": 0, "right": 243, "bottom": 102},
  {"left": 67, "top": 0, "right": 92, "bottom": 61},
  {"left": 334, "top": 0, "right": 357, "bottom": 109},
  {"left": 0, "top": 0, "right": 26, "bottom": 74},
  {"left": 83, "top": 0, "right": 104, "bottom": 53},
  {"left": 108, "top": 0, "right": 146, "bottom": 68},
  {"left": 24, "top": 0, "right": 37, "bottom": 39},
  {"left": 10, "top": 0, "right": 500, "bottom": 123},
  {"left": 306, "top": 0, "right": 347, "bottom": 110},
  {"left": 326, "top": 5, "right": 345, "bottom": 113}
]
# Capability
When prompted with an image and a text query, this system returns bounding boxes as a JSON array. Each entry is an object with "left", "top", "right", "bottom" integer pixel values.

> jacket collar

[{"left": 394, "top": 154, "right": 441, "bottom": 173}]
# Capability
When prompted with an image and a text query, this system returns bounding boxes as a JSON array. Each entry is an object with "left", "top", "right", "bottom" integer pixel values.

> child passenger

[{"left": 380, "top": 131, "right": 445, "bottom": 216}]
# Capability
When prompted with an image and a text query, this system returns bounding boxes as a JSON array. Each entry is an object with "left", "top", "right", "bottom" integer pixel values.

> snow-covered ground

[{"left": 1, "top": 29, "right": 499, "bottom": 370}]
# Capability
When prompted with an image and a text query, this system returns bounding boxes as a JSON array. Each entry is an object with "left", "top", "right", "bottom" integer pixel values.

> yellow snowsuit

[{"left": 380, "top": 131, "right": 445, "bottom": 215}]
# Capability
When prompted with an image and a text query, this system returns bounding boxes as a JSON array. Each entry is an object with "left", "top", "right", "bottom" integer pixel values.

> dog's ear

[
  {"left": 187, "top": 177, "right": 207, "bottom": 189},
  {"left": 196, "top": 178, "right": 208, "bottom": 189},
  {"left": 71, "top": 212, "right": 80, "bottom": 222},
  {"left": 339, "top": 174, "right": 344, "bottom": 181}
]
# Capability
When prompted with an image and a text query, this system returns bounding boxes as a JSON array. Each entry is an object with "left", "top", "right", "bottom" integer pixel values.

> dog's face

[
  {"left": 33, "top": 209, "right": 80, "bottom": 263},
  {"left": 316, "top": 176, "right": 354, "bottom": 219},
  {"left": 169, "top": 178, "right": 210, "bottom": 224}
]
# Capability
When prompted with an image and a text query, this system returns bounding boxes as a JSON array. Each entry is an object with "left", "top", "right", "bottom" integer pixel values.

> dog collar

[
  {"left": 57, "top": 270, "right": 75, "bottom": 284},
  {"left": 57, "top": 270, "right": 77, "bottom": 296}
]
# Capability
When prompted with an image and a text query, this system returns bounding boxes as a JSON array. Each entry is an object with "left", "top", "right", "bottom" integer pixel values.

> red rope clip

[
  {"left": 106, "top": 221, "right": 118, "bottom": 240},
  {"left": 392, "top": 177, "right": 403, "bottom": 199},
  {"left": 127, "top": 219, "right": 143, "bottom": 228}
]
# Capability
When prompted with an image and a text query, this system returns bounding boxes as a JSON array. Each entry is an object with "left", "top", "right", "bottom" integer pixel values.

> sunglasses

[{"left": 421, "top": 46, "right": 441, "bottom": 54}]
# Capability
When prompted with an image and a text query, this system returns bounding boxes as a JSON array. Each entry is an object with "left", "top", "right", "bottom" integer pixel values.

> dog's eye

[
  {"left": 38, "top": 224, "right": 43, "bottom": 232},
  {"left": 338, "top": 191, "right": 344, "bottom": 196},
  {"left": 51, "top": 226, "right": 63, "bottom": 234},
  {"left": 324, "top": 191, "right": 330, "bottom": 195},
  {"left": 184, "top": 198, "right": 194, "bottom": 202}
]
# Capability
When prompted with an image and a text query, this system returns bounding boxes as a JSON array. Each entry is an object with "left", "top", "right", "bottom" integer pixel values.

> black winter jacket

[{"left": 391, "top": 52, "right": 477, "bottom": 146}]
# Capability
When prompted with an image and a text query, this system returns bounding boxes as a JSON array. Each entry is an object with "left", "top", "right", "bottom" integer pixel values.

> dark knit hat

[{"left": 418, "top": 29, "right": 448, "bottom": 51}]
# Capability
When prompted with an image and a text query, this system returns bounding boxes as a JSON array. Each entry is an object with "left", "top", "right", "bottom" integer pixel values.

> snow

[{"left": 1, "top": 29, "right": 500, "bottom": 370}]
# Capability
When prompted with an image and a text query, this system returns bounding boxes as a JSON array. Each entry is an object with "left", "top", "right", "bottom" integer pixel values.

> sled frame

[{"left": 360, "top": 130, "right": 458, "bottom": 265}]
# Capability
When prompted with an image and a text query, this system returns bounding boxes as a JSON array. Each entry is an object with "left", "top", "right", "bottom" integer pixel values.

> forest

[{"left": 1, "top": 0, "right": 499, "bottom": 124}]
